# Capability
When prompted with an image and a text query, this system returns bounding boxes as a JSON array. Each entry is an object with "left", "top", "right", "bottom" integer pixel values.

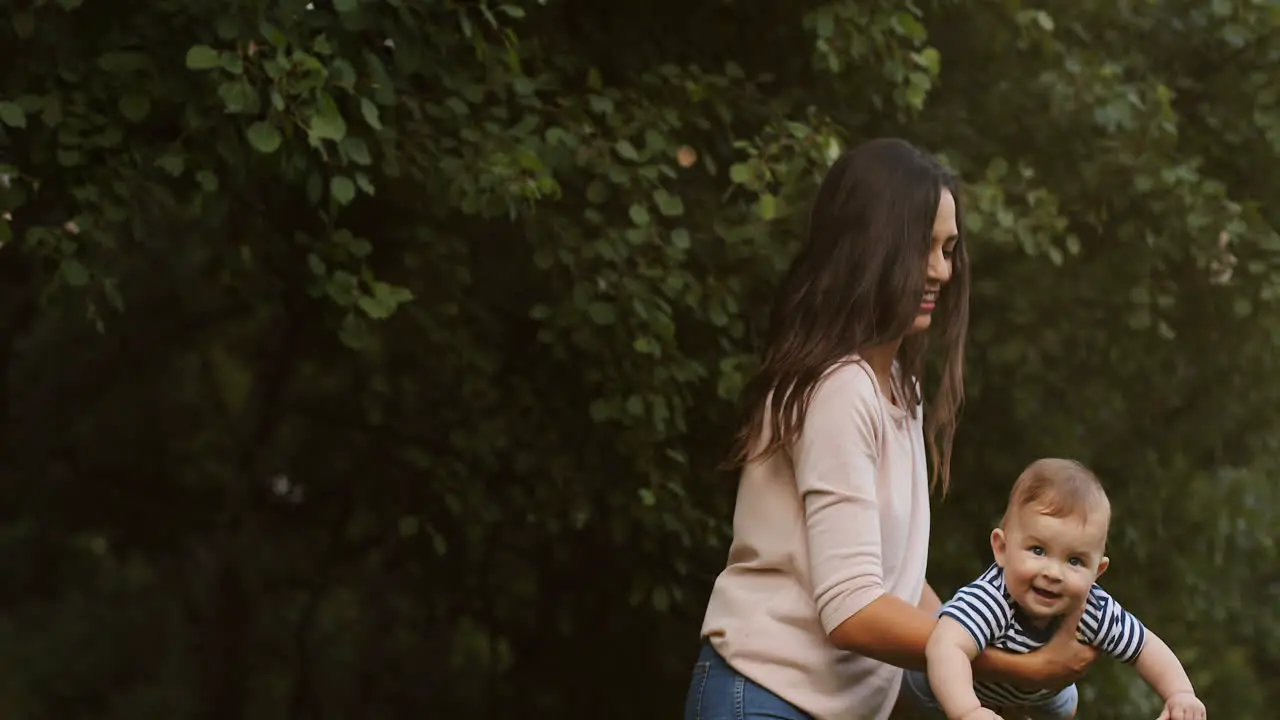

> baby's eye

[
  {"left": 1030, "top": 546, "right": 1045, "bottom": 556},
  {"left": 1068, "top": 557, "right": 1084, "bottom": 567}
]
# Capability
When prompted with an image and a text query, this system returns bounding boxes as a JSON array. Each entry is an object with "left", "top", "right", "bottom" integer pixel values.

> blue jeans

[
  {"left": 901, "top": 669, "right": 1078, "bottom": 720},
  {"left": 684, "top": 643, "right": 814, "bottom": 720}
]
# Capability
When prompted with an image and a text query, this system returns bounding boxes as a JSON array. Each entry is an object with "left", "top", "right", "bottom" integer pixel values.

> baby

[{"left": 903, "top": 459, "right": 1205, "bottom": 720}]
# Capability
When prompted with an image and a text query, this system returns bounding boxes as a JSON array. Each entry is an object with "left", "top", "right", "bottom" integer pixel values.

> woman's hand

[{"left": 1030, "top": 602, "right": 1100, "bottom": 690}]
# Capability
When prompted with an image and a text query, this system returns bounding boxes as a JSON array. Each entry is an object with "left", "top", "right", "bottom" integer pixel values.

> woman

[{"left": 684, "top": 138, "right": 1098, "bottom": 720}]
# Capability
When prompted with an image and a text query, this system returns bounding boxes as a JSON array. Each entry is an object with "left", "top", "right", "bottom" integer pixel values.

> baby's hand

[
  {"left": 959, "top": 708, "right": 1004, "bottom": 720},
  {"left": 1157, "top": 692, "right": 1205, "bottom": 720}
]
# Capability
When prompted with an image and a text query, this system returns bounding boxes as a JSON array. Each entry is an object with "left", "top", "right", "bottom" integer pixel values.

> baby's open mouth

[{"left": 1031, "top": 587, "right": 1061, "bottom": 601}]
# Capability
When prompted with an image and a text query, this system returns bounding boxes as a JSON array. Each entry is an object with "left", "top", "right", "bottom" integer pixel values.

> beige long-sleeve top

[{"left": 700, "top": 358, "right": 931, "bottom": 720}]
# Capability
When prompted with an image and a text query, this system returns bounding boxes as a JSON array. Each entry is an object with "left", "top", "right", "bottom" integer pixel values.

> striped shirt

[{"left": 939, "top": 563, "right": 1148, "bottom": 707}]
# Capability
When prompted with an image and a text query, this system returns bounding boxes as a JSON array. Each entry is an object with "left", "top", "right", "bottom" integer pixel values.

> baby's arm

[
  {"left": 1133, "top": 631, "right": 1193, "bottom": 698},
  {"left": 926, "top": 616, "right": 989, "bottom": 720},
  {"left": 1133, "top": 632, "right": 1205, "bottom": 718},
  {"left": 1086, "top": 586, "right": 1204, "bottom": 719}
]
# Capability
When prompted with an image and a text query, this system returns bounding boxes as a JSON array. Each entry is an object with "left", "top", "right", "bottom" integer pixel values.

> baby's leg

[
  {"left": 894, "top": 670, "right": 947, "bottom": 718},
  {"left": 1024, "top": 685, "right": 1078, "bottom": 720}
]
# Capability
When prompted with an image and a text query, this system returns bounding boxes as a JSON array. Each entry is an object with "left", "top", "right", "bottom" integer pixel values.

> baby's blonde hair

[{"left": 1002, "top": 458, "right": 1111, "bottom": 531}]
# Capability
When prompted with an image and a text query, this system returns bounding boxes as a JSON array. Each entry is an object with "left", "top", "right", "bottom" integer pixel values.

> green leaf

[
  {"left": 57, "top": 149, "right": 82, "bottom": 166},
  {"left": 340, "top": 136, "right": 372, "bottom": 165},
  {"left": 651, "top": 585, "right": 670, "bottom": 613},
  {"left": 357, "top": 295, "right": 389, "bottom": 319},
  {"left": 118, "top": 94, "right": 151, "bottom": 122},
  {"left": 586, "top": 180, "right": 609, "bottom": 204},
  {"left": 0, "top": 102, "right": 25, "bottom": 128},
  {"left": 670, "top": 228, "right": 691, "bottom": 249},
  {"left": 61, "top": 258, "right": 89, "bottom": 287},
  {"left": 756, "top": 193, "right": 778, "bottom": 220},
  {"left": 815, "top": 14, "right": 835, "bottom": 38},
  {"left": 915, "top": 47, "right": 941, "bottom": 76},
  {"left": 215, "top": 16, "right": 241, "bottom": 40},
  {"left": 629, "top": 204, "right": 651, "bottom": 227},
  {"left": 246, "top": 122, "right": 282, "bottom": 154},
  {"left": 338, "top": 312, "right": 370, "bottom": 349},
  {"left": 588, "top": 94, "right": 614, "bottom": 115},
  {"left": 626, "top": 395, "right": 645, "bottom": 416},
  {"left": 330, "top": 175, "right": 356, "bottom": 205},
  {"left": 155, "top": 154, "right": 186, "bottom": 177},
  {"left": 358, "top": 281, "right": 414, "bottom": 319},
  {"left": 615, "top": 140, "right": 639, "bottom": 161},
  {"left": 220, "top": 52, "right": 244, "bottom": 74},
  {"left": 654, "top": 190, "right": 684, "bottom": 217},
  {"left": 310, "top": 106, "right": 348, "bottom": 142},
  {"left": 360, "top": 97, "right": 382, "bottom": 130},
  {"left": 589, "top": 398, "right": 612, "bottom": 422},
  {"left": 185, "top": 45, "right": 221, "bottom": 70},
  {"left": 729, "top": 163, "right": 751, "bottom": 184},
  {"left": 333, "top": 0, "right": 358, "bottom": 12},
  {"left": 588, "top": 302, "right": 616, "bottom": 325},
  {"left": 218, "top": 80, "right": 260, "bottom": 115},
  {"left": 512, "top": 77, "right": 536, "bottom": 97},
  {"left": 196, "top": 170, "right": 219, "bottom": 192}
]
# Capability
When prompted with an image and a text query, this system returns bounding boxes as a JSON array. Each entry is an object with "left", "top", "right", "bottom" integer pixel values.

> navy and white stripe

[{"left": 938, "top": 563, "right": 1148, "bottom": 707}]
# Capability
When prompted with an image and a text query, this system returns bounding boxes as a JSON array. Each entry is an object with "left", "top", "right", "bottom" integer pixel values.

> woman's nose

[{"left": 927, "top": 249, "right": 951, "bottom": 284}]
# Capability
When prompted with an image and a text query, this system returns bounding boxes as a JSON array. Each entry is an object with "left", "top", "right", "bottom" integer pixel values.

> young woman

[{"left": 684, "top": 138, "right": 1099, "bottom": 720}]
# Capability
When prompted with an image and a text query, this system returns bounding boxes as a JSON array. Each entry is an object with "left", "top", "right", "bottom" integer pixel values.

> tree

[{"left": 0, "top": 0, "right": 1277, "bottom": 718}]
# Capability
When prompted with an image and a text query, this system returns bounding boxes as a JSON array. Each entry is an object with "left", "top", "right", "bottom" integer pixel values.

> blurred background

[{"left": 0, "top": 0, "right": 1277, "bottom": 718}]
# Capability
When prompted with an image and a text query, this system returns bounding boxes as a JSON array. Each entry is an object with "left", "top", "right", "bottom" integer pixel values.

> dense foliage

[{"left": 1, "top": 0, "right": 1278, "bottom": 718}]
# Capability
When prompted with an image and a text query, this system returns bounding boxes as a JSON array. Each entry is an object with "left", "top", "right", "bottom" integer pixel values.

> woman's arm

[
  {"left": 829, "top": 593, "right": 934, "bottom": 671},
  {"left": 918, "top": 582, "right": 943, "bottom": 614},
  {"left": 829, "top": 593, "right": 1095, "bottom": 686}
]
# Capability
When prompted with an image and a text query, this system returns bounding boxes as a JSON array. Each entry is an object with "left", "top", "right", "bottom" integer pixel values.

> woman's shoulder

[
  {"left": 814, "top": 357, "right": 879, "bottom": 401},
  {"left": 806, "top": 358, "right": 890, "bottom": 432}
]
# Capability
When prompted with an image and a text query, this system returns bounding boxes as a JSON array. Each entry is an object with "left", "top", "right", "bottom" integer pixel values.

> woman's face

[{"left": 908, "top": 188, "right": 959, "bottom": 334}]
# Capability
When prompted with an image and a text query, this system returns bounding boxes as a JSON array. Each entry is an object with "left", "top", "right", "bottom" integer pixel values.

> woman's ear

[{"left": 991, "top": 527, "right": 1008, "bottom": 567}]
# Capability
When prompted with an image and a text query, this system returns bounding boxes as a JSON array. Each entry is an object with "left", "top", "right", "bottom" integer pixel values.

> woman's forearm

[
  {"left": 918, "top": 582, "right": 943, "bottom": 614},
  {"left": 828, "top": 593, "right": 936, "bottom": 671},
  {"left": 830, "top": 587, "right": 1047, "bottom": 685},
  {"left": 973, "top": 646, "right": 1040, "bottom": 685}
]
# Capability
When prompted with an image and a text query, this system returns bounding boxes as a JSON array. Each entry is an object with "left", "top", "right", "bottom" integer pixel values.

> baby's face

[{"left": 992, "top": 506, "right": 1110, "bottom": 622}]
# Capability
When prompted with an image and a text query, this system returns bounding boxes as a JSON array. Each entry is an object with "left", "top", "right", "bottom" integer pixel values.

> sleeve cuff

[
  {"left": 819, "top": 584, "right": 886, "bottom": 635},
  {"left": 939, "top": 607, "right": 989, "bottom": 652}
]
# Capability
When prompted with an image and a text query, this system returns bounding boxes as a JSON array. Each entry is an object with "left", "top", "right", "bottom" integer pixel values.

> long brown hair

[{"left": 726, "top": 138, "right": 970, "bottom": 492}]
